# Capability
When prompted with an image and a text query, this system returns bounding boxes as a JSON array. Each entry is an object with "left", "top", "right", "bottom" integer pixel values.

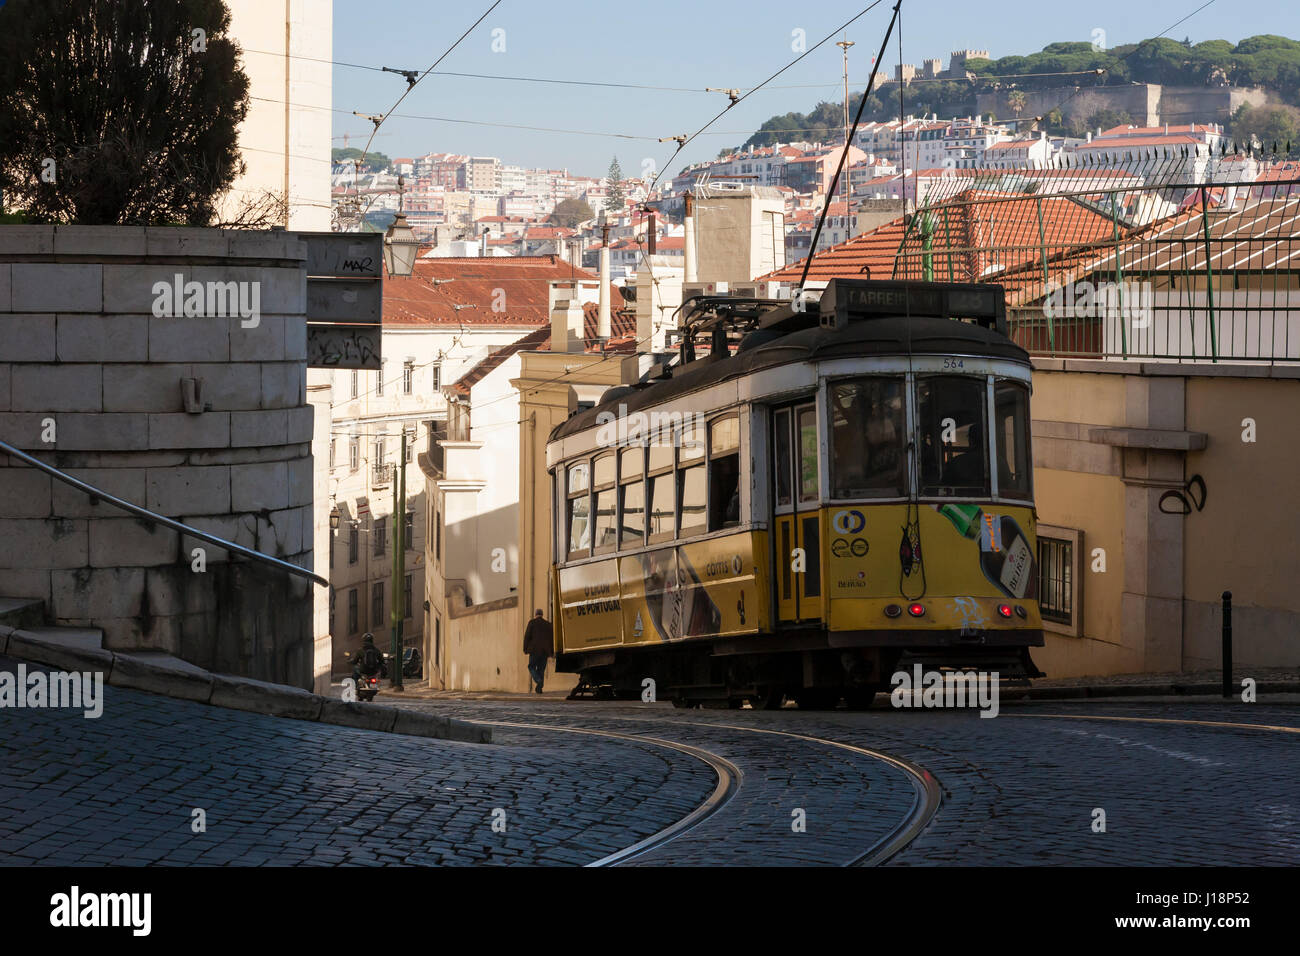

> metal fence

[{"left": 885, "top": 153, "right": 1300, "bottom": 363}]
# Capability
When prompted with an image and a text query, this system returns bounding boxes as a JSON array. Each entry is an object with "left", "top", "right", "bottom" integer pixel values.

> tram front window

[
  {"left": 916, "top": 376, "right": 989, "bottom": 497},
  {"left": 995, "top": 380, "right": 1032, "bottom": 500},
  {"left": 830, "top": 377, "right": 907, "bottom": 498}
]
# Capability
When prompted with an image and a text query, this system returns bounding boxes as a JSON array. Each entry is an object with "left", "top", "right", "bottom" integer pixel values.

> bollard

[{"left": 1221, "top": 590, "right": 1232, "bottom": 700}]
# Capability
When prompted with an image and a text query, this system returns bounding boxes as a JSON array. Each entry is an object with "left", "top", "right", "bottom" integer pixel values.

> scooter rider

[{"left": 351, "top": 633, "right": 388, "bottom": 687}]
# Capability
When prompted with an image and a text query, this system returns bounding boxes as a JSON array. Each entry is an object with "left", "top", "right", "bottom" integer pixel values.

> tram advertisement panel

[
  {"left": 557, "top": 558, "right": 622, "bottom": 650},
  {"left": 676, "top": 531, "right": 763, "bottom": 639},
  {"left": 619, "top": 548, "right": 679, "bottom": 645},
  {"left": 825, "top": 503, "right": 1041, "bottom": 631}
]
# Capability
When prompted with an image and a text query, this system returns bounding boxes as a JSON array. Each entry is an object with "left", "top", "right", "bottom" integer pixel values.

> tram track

[{"left": 476, "top": 713, "right": 943, "bottom": 866}]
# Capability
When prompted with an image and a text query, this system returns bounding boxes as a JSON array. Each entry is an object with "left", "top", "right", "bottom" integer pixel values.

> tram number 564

[{"left": 942, "top": 358, "right": 965, "bottom": 369}]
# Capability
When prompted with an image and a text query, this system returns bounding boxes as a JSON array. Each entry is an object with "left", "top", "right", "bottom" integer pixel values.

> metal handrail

[{"left": 0, "top": 438, "right": 327, "bottom": 587}]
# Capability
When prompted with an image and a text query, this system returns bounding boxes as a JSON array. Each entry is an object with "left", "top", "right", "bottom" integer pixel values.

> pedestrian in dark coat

[{"left": 523, "top": 609, "right": 553, "bottom": 693}]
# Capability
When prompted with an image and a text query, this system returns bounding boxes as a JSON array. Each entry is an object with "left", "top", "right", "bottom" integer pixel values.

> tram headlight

[
  {"left": 1014, "top": 605, "right": 1027, "bottom": 619},
  {"left": 883, "top": 604, "right": 902, "bottom": 619}
]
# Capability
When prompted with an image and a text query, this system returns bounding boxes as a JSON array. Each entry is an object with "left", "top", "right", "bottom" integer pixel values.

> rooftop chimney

[
  {"left": 549, "top": 281, "right": 585, "bottom": 354},
  {"left": 683, "top": 192, "right": 698, "bottom": 283},
  {"left": 598, "top": 219, "right": 611, "bottom": 341}
]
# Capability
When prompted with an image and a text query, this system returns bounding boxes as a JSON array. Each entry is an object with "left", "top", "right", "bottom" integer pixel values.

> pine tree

[
  {"left": 0, "top": 0, "right": 251, "bottom": 225},
  {"left": 605, "top": 156, "right": 625, "bottom": 212}
]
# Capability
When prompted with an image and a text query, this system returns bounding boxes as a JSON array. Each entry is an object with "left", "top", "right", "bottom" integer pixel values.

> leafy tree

[
  {"left": 1230, "top": 103, "right": 1300, "bottom": 154},
  {"left": 549, "top": 196, "right": 594, "bottom": 228},
  {"left": 1007, "top": 90, "right": 1028, "bottom": 119},
  {"left": 0, "top": 0, "right": 250, "bottom": 225},
  {"left": 332, "top": 148, "right": 392, "bottom": 172},
  {"left": 605, "top": 156, "right": 625, "bottom": 211}
]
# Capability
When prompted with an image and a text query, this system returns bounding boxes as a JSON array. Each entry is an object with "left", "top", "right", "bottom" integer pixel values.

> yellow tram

[{"left": 546, "top": 278, "right": 1043, "bottom": 708}]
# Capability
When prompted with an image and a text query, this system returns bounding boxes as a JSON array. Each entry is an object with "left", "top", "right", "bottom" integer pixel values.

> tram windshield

[
  {"left": 829, "top": 376, "right": 908, "bottom": 497},
  {"left": 916, "top": 375, "right": 989, "bottom": 497}
]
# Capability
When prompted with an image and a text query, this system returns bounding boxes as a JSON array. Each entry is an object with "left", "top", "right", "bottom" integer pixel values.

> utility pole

[
  {"left": 837, "top": 33, "right": 856, "bottom": 239},
  {"left": 390, "top": 428, "right": 406, "bottom": 690}
]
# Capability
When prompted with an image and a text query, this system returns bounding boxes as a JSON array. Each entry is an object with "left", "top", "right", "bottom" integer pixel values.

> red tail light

[
  {"left": 997, "top": 604, "right": 1013, "bottom": 619},
  {"left": 907, "top": 603, "right": 925, "bottom": 617}
]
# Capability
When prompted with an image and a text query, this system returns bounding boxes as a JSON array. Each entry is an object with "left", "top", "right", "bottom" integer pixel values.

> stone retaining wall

[{"left": 0, "top": 226, "right": 316, "bottom": 688}]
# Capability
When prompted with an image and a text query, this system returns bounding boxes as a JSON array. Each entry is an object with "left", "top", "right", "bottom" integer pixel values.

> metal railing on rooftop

[
  {"left": 0, "top": 438, "right": 327, "bottom": 587},
  {"left": 885, "top": 154, "right": 1300, "bottom": 363}
]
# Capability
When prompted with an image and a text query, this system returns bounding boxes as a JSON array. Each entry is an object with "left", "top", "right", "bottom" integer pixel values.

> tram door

[{"left": 772, "top": 403, "right": 823, "bottom": 623}]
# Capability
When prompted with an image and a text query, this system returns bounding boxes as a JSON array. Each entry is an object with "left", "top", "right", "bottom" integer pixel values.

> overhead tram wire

[
  {"left": 797, "top": 0, "right": 900, "bottom": 291},
  {"left": 627, "top": 0, "right": 891, "bottom": 341},
  {"left": 349, "top": 0, "right": 504, "bottom": 194},
  {"left": 339, "top": 2, "right": 894, "bottom": 425}
]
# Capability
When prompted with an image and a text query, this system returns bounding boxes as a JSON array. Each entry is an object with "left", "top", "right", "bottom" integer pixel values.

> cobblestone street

[{"left": 1, "top": 654, "right": 1297, "bottom": 866}]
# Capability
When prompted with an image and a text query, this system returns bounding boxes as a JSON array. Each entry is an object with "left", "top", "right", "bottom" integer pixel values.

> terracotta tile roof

[
  {"left": 447, "top": 305, "right": 638, "bottom": 396},
  {"left": 1078, "top": 135, "right": 1204, "bottom": 149},
  {"left": 762, "top": 188, "right": 1121, "bottom": 283},
  {"left": 382, "top": 256, "right": 621, "bottom": 328}
]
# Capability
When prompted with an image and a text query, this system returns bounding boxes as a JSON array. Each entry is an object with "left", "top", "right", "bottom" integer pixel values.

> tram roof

[{"left": 551, "top": 313, "right": 1030, "bottom": 441}]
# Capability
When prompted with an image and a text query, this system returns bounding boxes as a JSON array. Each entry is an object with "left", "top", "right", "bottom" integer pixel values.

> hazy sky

[{"left": 330, "top": 0, "right": 1298, "bottom": 179}]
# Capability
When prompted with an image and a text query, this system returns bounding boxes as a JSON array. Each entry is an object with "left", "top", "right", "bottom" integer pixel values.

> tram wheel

[
  {"left": 671, "top": 697, "right": 695, "bottom": 709},
  {"left": 751, "top": 687, "right": 786, "bottom": 710},
  {"left": 795, "top": 689, "right": 841, "bottom": 711},
  {"left": 845, "top": 687, "right": 881, "bottom": 710}
]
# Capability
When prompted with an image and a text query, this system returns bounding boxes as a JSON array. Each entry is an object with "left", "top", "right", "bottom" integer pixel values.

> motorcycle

[{"left": 355, "top": 673, "right": 381, "bottom": 702}]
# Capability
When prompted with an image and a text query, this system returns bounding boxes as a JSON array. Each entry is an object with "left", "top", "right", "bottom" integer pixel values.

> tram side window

[
  {"left": 566, "top": 461, "right": 591, "bottom": 558},
  {"left": 648, "top": 428, "right": 675, "bottom": 543},
  {"left": 830, "top": 377, "right": 907, "bottom": 497},
  {"left": 708, "top": 415, "right": 741, "bottom": 530},
  {"left": 916, "top": 376, "right": 990, "bottom": 497},
  {"left": 995, "top": 381, "right": 1032, "bottom": 500},
  {"left": 797, "top": 407, "right": 818, "bottom": 502},
  {"left": 774, "top": 409, "right": 792, "bottom": 507},
  {"left": 619, "top": 446, "right": 645, "bottom": 548},
  {"left": 592, "top": 453, "right": 617, "bottom": 553}
]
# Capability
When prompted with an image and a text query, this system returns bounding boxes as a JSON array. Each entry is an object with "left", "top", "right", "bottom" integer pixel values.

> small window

[
  {"left": 648, "top": 472, "right": 675, "bottom": 542},
  {"left": 708, "top": 415, "right": 741, "bottom": 531},
  {"left": 995, "top": 380, "right": 1032, "bottom": 500},
  {"left": 404, "top": 574, "right": 413, "bottom": 621},
  {"left": 430, "top": 364, "right": 441, "bottom": 392},
  {"left": 373, "top": 517, "right": 386, "bottom": 556},
  {"left": 348, "top": 588, "right": 359, "bottom": 635},
  {"left": 329, "top": 438, "right": 336, "bottom": 468},
  {"left": 348, "top": 526, "right": 358, "bottom": 564},
  {"left": 774, "top": 409, "right": 792, "bottom": 507},
  {"left": 797, "top": 406, "right": 818, "bottom": 502},
  {"left": 619, "top": 446, "right": 645, "bottom": 548},
  {"left": 349, "top": 438, "right": 359, "bottom": 472},
  {"left": 405, "top": 510, "right": 414, "bottom": 547},
  {"left": 1037, "top": 525, "right": 1082, "bottom": 636},
  {"left": 566, "top": 461, "right": 591, "bottom": 558},
  {"left": 830, "top": 377, "right": 907, "bottom": 498},
  {"left": 917, "top": 376, "right": 990, "bottom": 498},
  {"left": 403, "top": 361, "right": 414, "bottom": 395},
  {"left": 592, "top": 454, "right": 617, "bottom": 554},
  {"left": 351, "top": 369, "right": 358, "bottom": 399},
  {"left": 371, "top": 582, "right": 384, "bottom": 630},
  {"left": 376, "top": 361, "right": 385, "bottom": 397},
  {"left": 678, "top": 420, "right": 705, "bottom": 463},
  {"left": 678, "top": 464, "right": 706, "bottom": 536}
]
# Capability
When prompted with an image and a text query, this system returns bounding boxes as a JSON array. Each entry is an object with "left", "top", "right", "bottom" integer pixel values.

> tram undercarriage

[{"left": 561, "top": 630, "right": 1044, "bottom": 709}]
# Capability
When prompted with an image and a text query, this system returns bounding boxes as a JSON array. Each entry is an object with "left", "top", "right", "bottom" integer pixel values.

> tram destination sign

[{"left": 819, "top": 279, "right": 1006, "bottom": 334}]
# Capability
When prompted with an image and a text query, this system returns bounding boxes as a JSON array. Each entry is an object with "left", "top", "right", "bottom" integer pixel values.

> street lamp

[
  {"left": 383, "top": 174, "right": 419, "bottom": 277},
  {"left": 329, "top": 506, "right": 340, "bottom": 531}
]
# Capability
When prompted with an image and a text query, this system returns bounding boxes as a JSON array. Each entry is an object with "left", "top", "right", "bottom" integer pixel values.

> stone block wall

[{"left": 0, "top": 226, "right": 316, "bottom": 688}]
